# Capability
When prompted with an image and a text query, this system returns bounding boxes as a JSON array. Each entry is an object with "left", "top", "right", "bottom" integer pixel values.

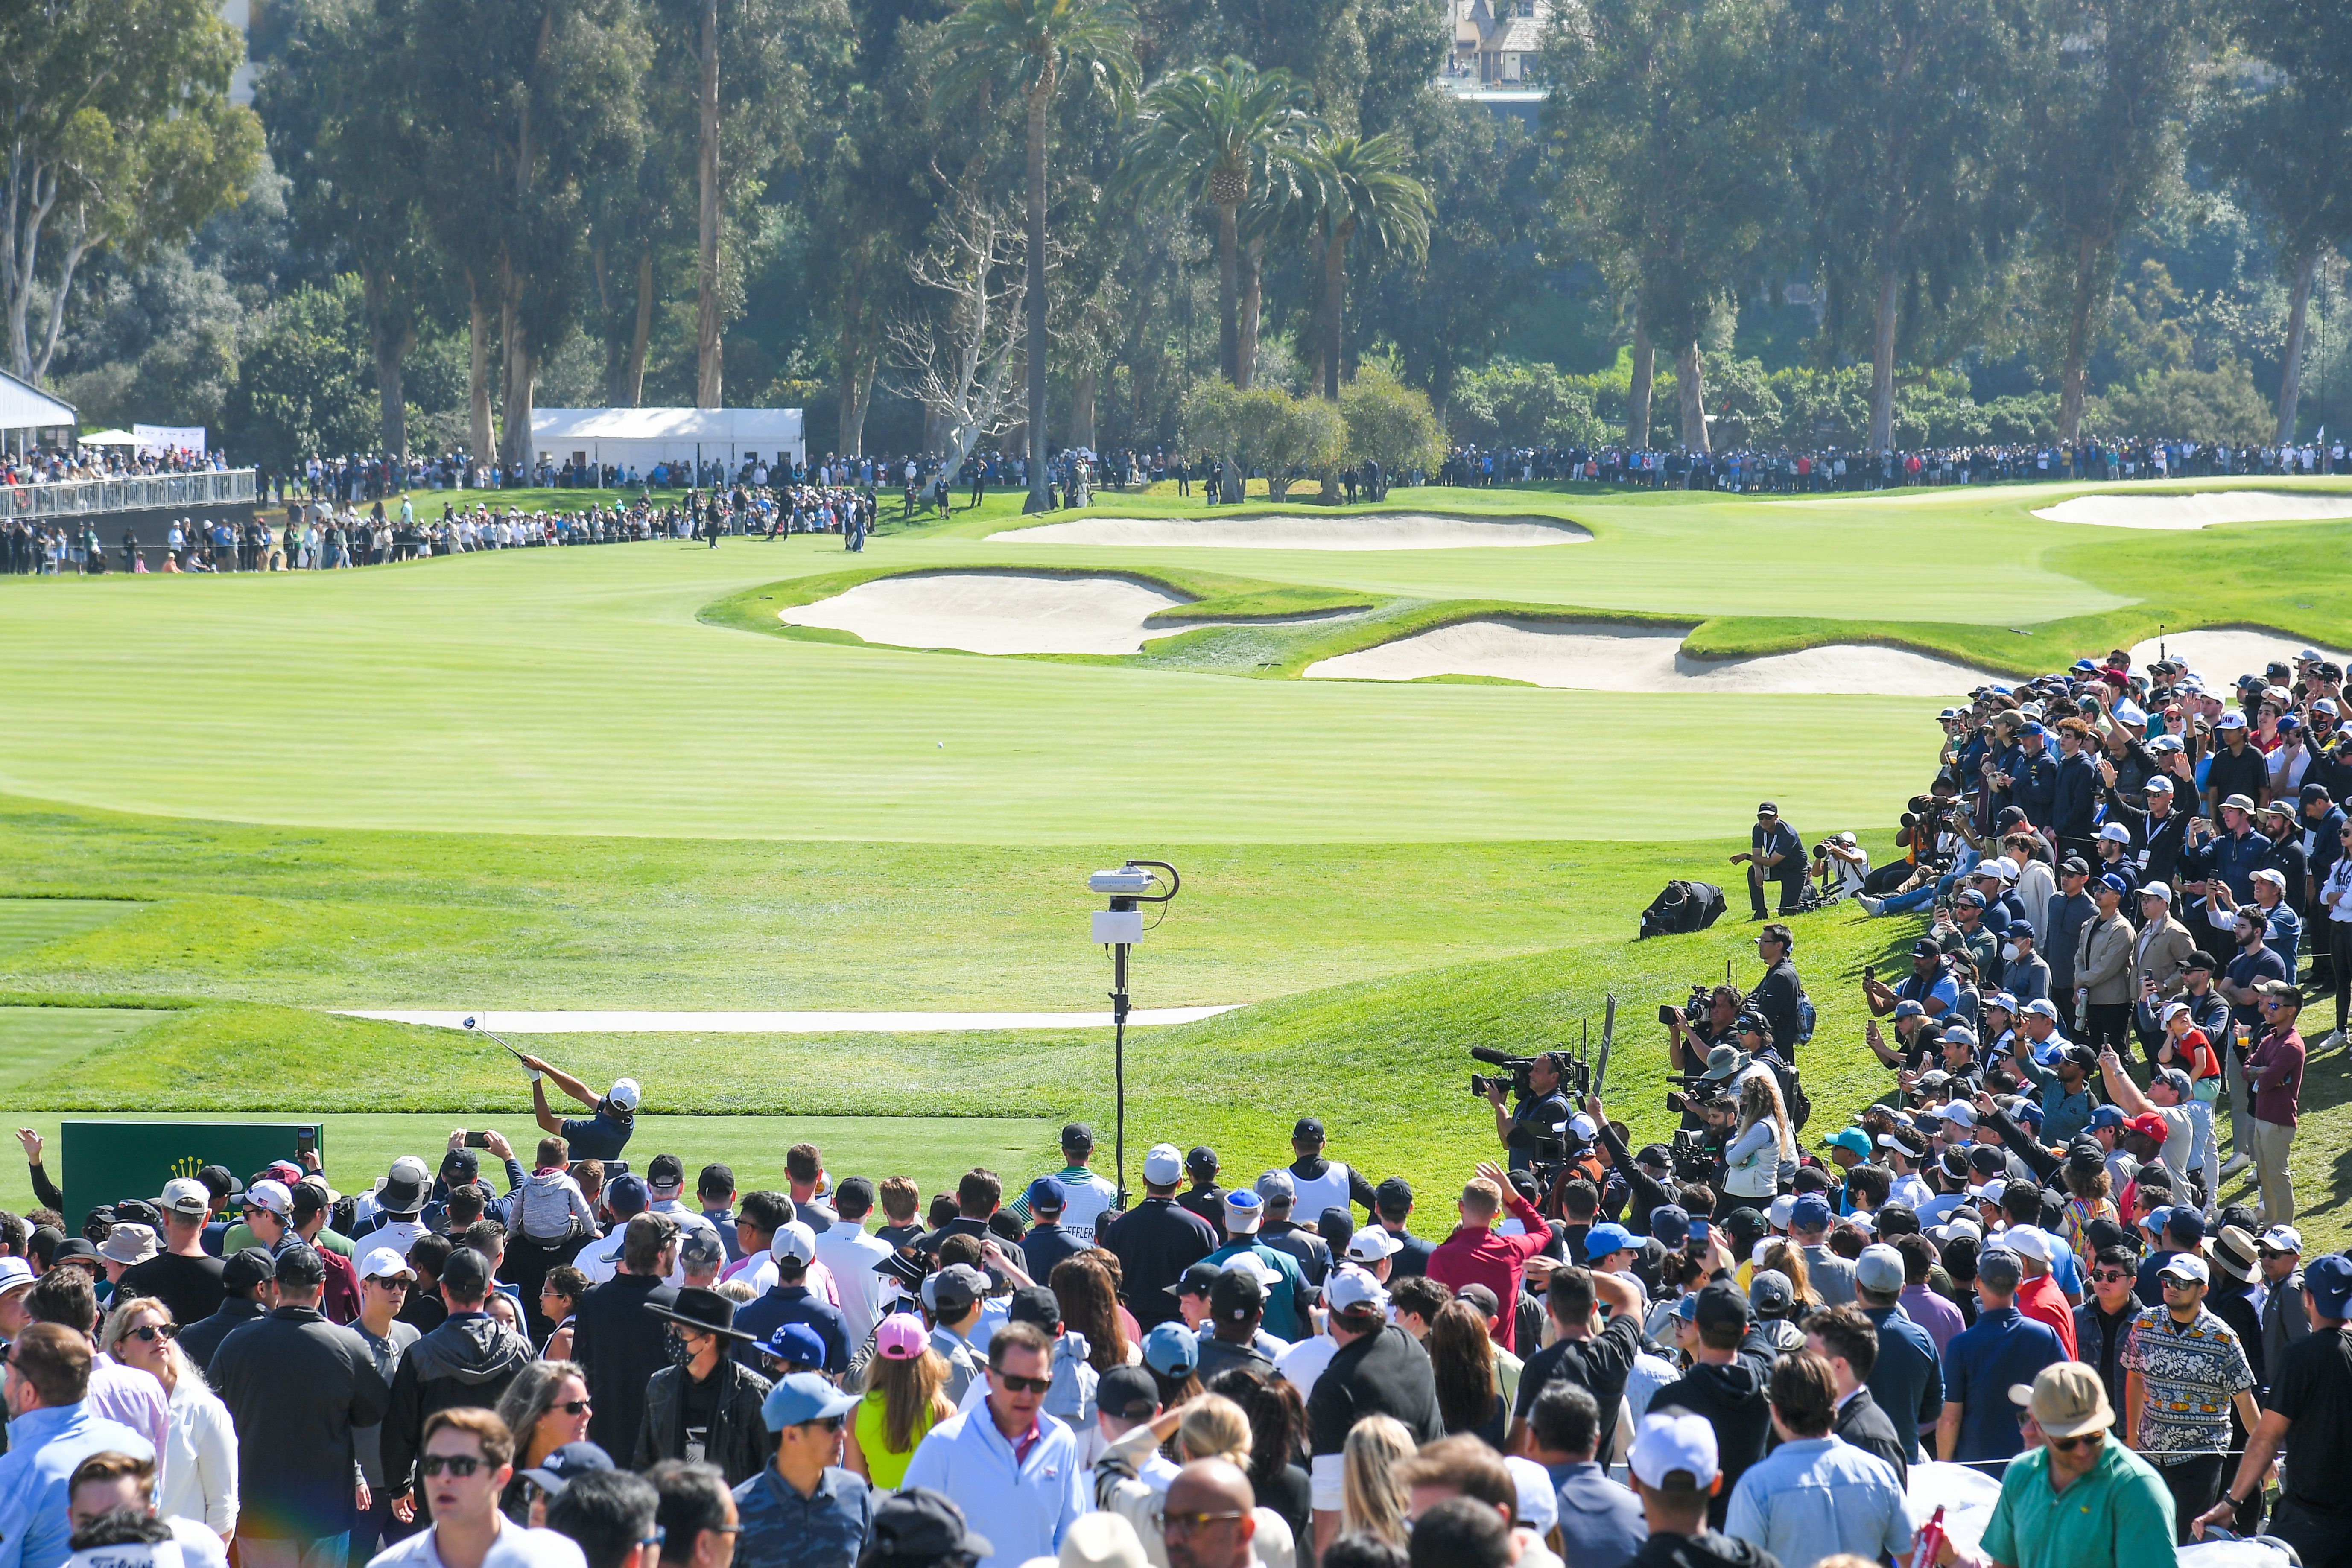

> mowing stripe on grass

[{"left": 336, "top": 1006, "right": 1242, "bottom": 1031}]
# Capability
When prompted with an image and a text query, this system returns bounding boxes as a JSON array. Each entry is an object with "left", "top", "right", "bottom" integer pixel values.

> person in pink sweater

[{"left": 1427, "top": 1162, "right": 1552, "bottom": 1352}]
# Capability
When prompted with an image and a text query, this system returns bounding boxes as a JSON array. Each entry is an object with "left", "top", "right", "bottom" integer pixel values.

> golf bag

[{"left": 1638, "top": 879, "right": 1726, "bottom": 940}]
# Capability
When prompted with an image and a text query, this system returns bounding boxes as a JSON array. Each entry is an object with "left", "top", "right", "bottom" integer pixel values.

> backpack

[
  {"left": 1764, "top": 1048, "right": 1813, "bottom": 1132},
  {"left": 1637, "top": 879, "right": 1726, "bottom": 940}
]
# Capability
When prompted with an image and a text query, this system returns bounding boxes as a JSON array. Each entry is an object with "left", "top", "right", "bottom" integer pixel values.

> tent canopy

[
  {"left": 531, "top": 407, "right": 804, "bottom": 471},
  {"left": 79, "top": 429, "right": 140, "bottom": 446}
]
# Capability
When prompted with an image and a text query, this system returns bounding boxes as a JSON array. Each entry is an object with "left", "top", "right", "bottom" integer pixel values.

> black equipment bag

[{"left": 1637, "top": 879, "right": 1726, "bottom": 940}]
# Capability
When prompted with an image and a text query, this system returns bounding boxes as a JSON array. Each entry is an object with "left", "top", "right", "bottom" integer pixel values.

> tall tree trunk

[
  {"left": 2057, "top": 234, "right": 2098, "bottom": 444},
  {"left": 466, "top": 270, "right": 496, "bottom": 466},
  {"left": 1322, "top": 221, "right": 1349, "bottom": 400},
  {"left": 2277, "top": 249, "right": 2317, "bottom": 443},
  {"left": 1626, "top": 316, "right": 1654, "bottom": 449},
  {"left": 362, "top": 266, "right": 413, "bottom": 459},
  {"left": 1023, "top": 73, "right": 1053, "bottom": 511},
  {"left": 1677, "top": 340, "right": 1709, "bottom": 455},
  {"left": 498, "top": 250, "right": 538, "bottom": 473},
  {"left": 627, "top": 248, "right": 654, "bottom": 406},
  {"left": 838, "top": 253, "right": 868, "bottom": 456},
  {"left": 1868, "top": 251, "right": 1900, "bottom": 453},
  {"left": 1237, "top": 237, "right": 1263, "bottom": 391},
  {"left": 1070, "top": 363, "right": 1097, "bottom": 452},
  {"left": 695, "top": 0, "right": 722, "bottom": 407},
  {"left": 595, "top": 242, "right": 629, "bottom": 406},
  {"left": 1216, "top": 201, "right": 1240, "bottom": 384}
]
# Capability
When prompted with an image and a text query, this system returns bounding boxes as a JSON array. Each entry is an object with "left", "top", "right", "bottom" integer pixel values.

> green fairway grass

[{"left": 10, "top": 475, "right": 2352, "bottom": 1246}]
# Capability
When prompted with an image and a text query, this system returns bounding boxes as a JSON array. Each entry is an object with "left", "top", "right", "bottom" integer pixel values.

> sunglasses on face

[
  {"left": 2091, "top": 1270, "right": 2131, "bottom": 1283},
  {"left": 125, "top": 1324, "right": 178, "bottom": 1343},
  {"left": 800, "top": 1415, "right": 846, "bottom": 1434},
  {"left": 419, "top": 1454, "right": 487, "bottom": 1478},
  {"left": 993, "top": 1371, "right": 1052, "bottom": 1395},
  {"left": 555, "top": 1399, "right": 590, "bottom": 1415},
  {"left": 2046, "top": 1431, "right": 2101, "bottom": 1452},
  {"left": 1163, "top": 1512, "right": 1247, "bottom": 1536}
]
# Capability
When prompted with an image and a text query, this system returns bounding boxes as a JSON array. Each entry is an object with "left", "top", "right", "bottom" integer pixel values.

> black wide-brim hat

[{"left": 644, "top": 1285, "right": 758, "bottom": 1342}]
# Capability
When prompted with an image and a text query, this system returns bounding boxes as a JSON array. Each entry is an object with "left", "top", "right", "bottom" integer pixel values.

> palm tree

[
  {"left": 1117, "top": 57, "right": 1316, "bottom": 386},
  {"left": 1301, "top": 131, "right": 1432, "bottom": 400},
  {"left": 936, "top": 0, "right": 1137, "bottom": 512}
]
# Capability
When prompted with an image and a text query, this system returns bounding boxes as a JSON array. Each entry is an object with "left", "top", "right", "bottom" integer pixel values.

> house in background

[{"left": 1451, "top": 0, "right": 1547, "bottom": 85}]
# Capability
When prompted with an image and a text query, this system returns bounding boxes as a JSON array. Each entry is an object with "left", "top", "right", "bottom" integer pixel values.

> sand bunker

[
  {"left": 2128, "top": 629, "right": 2352, "bottom": 682},
  {"left": 2033, "top": 491, "right": 2352, "bottom": 529},
  {"left": 1306, "top": 620, "right": 1999, "bottom": 696},
  {"left": 987, "top": 512, "right": 1592, "bottom": 549},
  {"left": 779, "top": 571, "right": 1344, "bottom": 655}
]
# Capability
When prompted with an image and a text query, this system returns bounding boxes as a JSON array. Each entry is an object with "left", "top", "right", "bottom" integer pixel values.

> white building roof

[
  {"left": 532, "top": 407, "right": 801, "bottom": 444},
  {"left": 0, "top": 368, "right": 76, "bottom": 432}
]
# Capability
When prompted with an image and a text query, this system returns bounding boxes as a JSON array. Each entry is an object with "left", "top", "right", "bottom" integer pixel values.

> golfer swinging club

[{"left": 517, "top": 1047, "right": 641, "bottom": 1163}]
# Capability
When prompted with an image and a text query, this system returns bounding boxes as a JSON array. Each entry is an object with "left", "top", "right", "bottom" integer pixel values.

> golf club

[{"left": 462, "top": 1014, "right": 530, "bottom": 1065}]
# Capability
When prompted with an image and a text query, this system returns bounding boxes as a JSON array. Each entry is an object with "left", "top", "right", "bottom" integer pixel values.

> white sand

[
  {"left": 2032, "top": 491, "right": 2352, "bottom": 529},
  {"left": 1306, "top": 619, "right": 1999, "bottom": 696},
  {"left": 987, "top": 512, "right": 1593, "bottom": 549},
  {"left": 336, "top": 1007, "right": 1239, "bottom": 1034},
  {"left": 2127, "top": 629, "right": 2352, "bottom": 682},
  {"left": 782, "top": 572, "right": 1204, "bottom": 654}
]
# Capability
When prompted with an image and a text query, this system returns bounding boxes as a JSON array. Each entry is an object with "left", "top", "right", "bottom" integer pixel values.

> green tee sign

[{"left": 60, "top": 1121, "right": 323, "bottom": 1228}]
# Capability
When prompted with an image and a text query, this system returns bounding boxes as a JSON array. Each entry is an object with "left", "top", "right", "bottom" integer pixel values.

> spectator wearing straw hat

[{"left": 1944, "top": 1363, "right": 2174, "bottom": 1568}]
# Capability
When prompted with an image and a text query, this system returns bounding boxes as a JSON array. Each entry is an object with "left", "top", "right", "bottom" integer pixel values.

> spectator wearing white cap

[
  {"left": 2255, "top": 1223, "right": 2308, "bottom": 1374},
  {"left": 1099, "top": 1145, "right": 1216, "bottom": 1332},
  {"left": 1201, "top": 1195, "right": 1311, "bottom": 1343},
  {"left": 1251, "top": 1173, "right": 1332, "bottom": 1290},
  {"left": 2119, "top": 1250, "right": 2259, "bottom": 1542},
  {"left": 516, "top": 1052, "right": 638, "bottom": 1163},
  {"left": 348, "top": 1247, "right": 421, "bottom": 1558},
  {"left": 116, "top": 1181, "right": 226, "bottom": 1330},
  {"left": 732, "top": 1223, "right": 850, "bottom": 1378},
  {"left": 2314, "top": 810, "right": 2352, "bottom": 1048},
  {"left": 1305, "top": 1267, "right": 1441, "bottom": 1554},
  {"left": 1615, "top": 1413, "right": 1767, "bottom": 1568}
]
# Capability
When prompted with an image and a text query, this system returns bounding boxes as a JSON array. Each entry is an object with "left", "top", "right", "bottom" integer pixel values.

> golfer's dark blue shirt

[{"left": 561, "top": 1109, "right": 634, "bottom": 1162}]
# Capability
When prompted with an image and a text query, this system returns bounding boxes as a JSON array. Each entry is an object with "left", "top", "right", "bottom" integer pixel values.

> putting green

[{"left": 18, "top": 476, "right": 2326, "bottom": 844}]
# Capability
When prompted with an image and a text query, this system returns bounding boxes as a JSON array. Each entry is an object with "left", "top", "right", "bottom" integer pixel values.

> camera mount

[{"left": 1089, "top": 859, "right": 1180, "bottom": 1206}]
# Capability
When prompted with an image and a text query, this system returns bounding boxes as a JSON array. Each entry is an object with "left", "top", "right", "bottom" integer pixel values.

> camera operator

[
  {"left": 1811, "top": 832, "right": 1872, "bottom": 902},
  {"left": 1581, "top": 1094, "right": 1677, "bottom": 1237},
  {"left": 1749, "top": 923, "right": 1804, "bottom": 1062},
  {"left": 1662, "top": 986, "right": 1742, "bottom": 1089},
  {"left": 1482, "top": 1054, "right": 1572, "bottom": 1175},
  {"left": 1730, "top": 802, "right": 1806, "bottom": 920},
  {"left": 1857, "top": 784, "right": 1974, "bottom": 915}
]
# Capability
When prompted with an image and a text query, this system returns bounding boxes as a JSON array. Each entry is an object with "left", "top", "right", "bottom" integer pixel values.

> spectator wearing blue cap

[
  {"left": 733, "top": 1373, "right": 871, "bottom": 1568},
  {"left": 1936, "top": 1247, "right": 2066, "bottom": 1464},
  {"left": 2195, "top": 1253, "right": 2352, "bottom": 1559},
  {"left": 1012, "top": 1177, "right": 1085, "bottom": 1285},
  {"left": 2002, "top": 918, "right": 2052, "bottom": 1006},
  {"left": 1201, "top": 1192, "right": 1311, "bottom": 1342},
  {"left": 2009, "top": 722, "right": 2060, "bottom": 834},
  {"left": 1788, "top": 1195, "right": 1856, "bottom": 1308},
  {"left": 2074, "top": 872, "right": 2138, "bottom": 1054}
]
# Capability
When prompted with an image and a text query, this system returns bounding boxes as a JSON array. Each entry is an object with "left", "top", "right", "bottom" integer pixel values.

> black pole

[{"left": 1111, "top": 940, "right": 1131, "bottom": 1206}]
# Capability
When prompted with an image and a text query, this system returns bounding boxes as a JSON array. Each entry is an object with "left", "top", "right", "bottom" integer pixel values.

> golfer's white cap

[
  {"left": 608, "top": 1078, "right": 643, "bottom": 1111},
  {"left": 359, "top": 1247, "right": 416, "bottom": 1282},
  {"left": 1142, "top": 1143, "right": 1184, "bottom": 1184},
  {"left": 1630, "top": 1411, "right": 1720, "bottom": 1489},
  {"left": 771, "top": 1221, "right": 818, "bottom": 1264}
]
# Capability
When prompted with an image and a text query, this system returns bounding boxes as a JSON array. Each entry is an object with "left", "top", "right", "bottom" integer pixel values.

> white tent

[{"left": 531, "top": 407, "right": 805, "bottom": 476}]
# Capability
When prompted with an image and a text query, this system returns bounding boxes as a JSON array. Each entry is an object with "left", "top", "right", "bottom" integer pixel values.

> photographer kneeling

[
  {"left": 1481, "top": 1052, "right": 1573, "bottom": 1175},
  {"left": 1730, "top": 802, "right": 1807, "bottom": 920},
  {"left": 1811, "top": 832, "right": 1872, "bottom": 903}
]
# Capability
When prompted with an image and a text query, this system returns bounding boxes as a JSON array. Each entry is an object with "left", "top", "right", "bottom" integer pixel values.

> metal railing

[{"left": 0, "top": 469, "right": 256, "bottom": 520}]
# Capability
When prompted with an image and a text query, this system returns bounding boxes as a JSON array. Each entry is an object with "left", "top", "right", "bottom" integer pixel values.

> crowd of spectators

[{"left": 1441, "top": 438, "right": 2346, "bottom": 491}]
